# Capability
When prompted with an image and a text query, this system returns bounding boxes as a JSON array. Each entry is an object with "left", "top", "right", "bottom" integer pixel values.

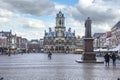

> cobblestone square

[{"left": 0, "top": 53, "right": 120, "bottom": 80}]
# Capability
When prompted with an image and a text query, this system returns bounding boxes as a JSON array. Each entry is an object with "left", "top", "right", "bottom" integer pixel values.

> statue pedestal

[
  {"left": 82, "top": 52, "right": 96, "bottom": 60},
  {"left": 82, "top": 38, "right": 96, "bottom": 61},
  {"left": 76, "top": 37, "right": 104, "bottom": 63}
]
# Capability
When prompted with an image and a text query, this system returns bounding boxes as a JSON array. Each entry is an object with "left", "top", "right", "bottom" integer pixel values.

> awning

[
  {"left": 94, "top": 48, "right": 108, "bottom": 52},
  {"left": 109, "top": 44, "right": 120, "bottom": 52},
  {"left": 55, "top": 38, "right": 65, "bottom": 40},
  {"left": 75, "top": 48, "right": 84, "bottom": 52}
]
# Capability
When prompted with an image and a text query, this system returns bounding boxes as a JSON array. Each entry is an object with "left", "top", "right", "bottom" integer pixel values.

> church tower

[
  {"left": 55, "top": 11, "right": 65, "bottom": 37},
  {"left": 56, "top": 11, "right": 65, "bottom": 27}
]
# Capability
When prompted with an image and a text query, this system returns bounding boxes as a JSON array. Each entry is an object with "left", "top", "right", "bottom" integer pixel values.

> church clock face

[{"left": 59, "top": 14, "right": 62, "bottom": 17}]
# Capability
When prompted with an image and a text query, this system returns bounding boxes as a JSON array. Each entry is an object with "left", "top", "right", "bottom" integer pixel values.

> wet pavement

[{"left": 0, "top": 53, "right": 120, "bottom": 80}]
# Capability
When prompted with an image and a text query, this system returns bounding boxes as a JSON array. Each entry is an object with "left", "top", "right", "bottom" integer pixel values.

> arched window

[{"left": 59, "top": 20, "right": 61, "bottom": 25}]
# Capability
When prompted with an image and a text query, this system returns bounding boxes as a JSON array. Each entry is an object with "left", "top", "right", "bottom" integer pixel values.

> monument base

[
  {"left": 82, "top": 52, "right": 96, "bottom": 60},
  {"left": 76, "top": 52, "right": 104, "bottom": 63},
  {"left": 75, "top": 60, "right": 104, "bottom": 63}
]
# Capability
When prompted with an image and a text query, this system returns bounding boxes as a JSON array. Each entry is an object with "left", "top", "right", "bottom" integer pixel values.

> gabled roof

[
  {"left": 93, "top": 33, "right": 105, "bottom": 38},
  {"left": 113, "top": 21, "right": 120, "bottom": 28},
  {"left": 0, "top": 31, "right": 11, "bottom": 36},
  {"left": 45, "top": 32, "right": 55, "bottom": 37},
  {"left": 30, "top": 39, "right": 39, "bottom": 44},
  {"left": 64, "top": 32, "right": 75, "bottom": 37}
]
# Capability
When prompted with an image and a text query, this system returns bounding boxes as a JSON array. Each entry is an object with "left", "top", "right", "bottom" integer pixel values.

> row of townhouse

[
  {"left": 111, "top": 21, "right": 120, "bottom": 48},
  {"left": 93, "top": 21, "right": 120, "bottom": 51},
  {"left": 0, "top": 30, "right": 28, "bottom": 54}
]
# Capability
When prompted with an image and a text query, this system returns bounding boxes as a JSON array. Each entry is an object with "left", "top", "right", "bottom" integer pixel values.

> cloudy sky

[{"left": 0, "top": 0, "right": 120, "bottom": 40}]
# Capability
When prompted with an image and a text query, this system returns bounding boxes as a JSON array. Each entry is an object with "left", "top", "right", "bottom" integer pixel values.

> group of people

[
  {"left": 47, "top": 51, "right": 117, "bottom": 66},
  {"left": 104, "top": 53, "right": 117, "bottom": 67}
]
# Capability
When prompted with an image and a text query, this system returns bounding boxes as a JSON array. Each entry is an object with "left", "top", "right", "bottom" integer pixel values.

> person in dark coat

[
  {"left": 104, "top": 53, "right": 110, "bottom": 66},
  {"left": 111, "top": 53, "right": 116, "bottom": 66},
  {"left": 48, "top": 51, "right": 52, "bottom": 60}
]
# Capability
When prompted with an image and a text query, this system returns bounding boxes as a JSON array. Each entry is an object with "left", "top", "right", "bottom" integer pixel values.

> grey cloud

[
  {"left": 0, "top": 0, "right": 55, "bottom": 15},
  {"left": 67, "top": 0, "right": 120, "bottom": 26}
]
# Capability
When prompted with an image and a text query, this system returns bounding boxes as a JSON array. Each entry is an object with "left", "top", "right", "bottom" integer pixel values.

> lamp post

[
  {"left": 25, "top": 42, "right": 28, "bottom": 53},
  {"left": 8, "top": 32, "right": 11, "bottom": 56}
]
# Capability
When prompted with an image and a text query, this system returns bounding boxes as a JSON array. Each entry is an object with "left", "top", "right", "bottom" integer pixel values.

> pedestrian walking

[
  {"left": 104, "top": 53, "right": 110, "bottom": 66},
  {"left": 111, "top": 53, "right": 116, "bottom": 66},
  {"left": 48, "top": 51, "right": 52, "bottom": 60}
]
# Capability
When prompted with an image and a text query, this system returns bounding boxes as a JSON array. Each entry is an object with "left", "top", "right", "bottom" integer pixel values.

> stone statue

[{"left": 85, "top": 17, "right": 92, "bottom": 38}]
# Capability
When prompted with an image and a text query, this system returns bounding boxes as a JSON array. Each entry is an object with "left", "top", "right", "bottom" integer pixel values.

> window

[{"left": 59, "top": 20, "right": 61, "bottom": 25}]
